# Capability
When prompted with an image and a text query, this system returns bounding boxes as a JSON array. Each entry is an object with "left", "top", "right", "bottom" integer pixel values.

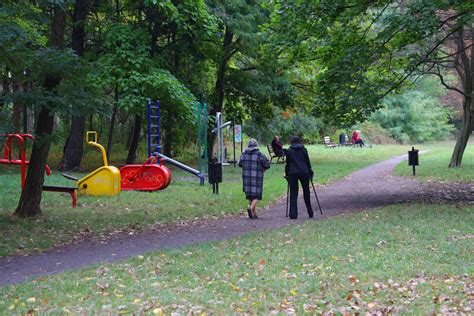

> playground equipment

[
  {"left": 146, "top": 99, "right": 205, "bottom": 186},
  {"left": 0, "top": 134, "right": 51, "bottom": 189},
  {"left": 214, "top": 112, "right": 232, "bottom": 166},
  {"left": 120, "top": 155, "right": 172, "bottom": 191},
  {"left": 74, "top": 131, "right": 121, "bottom": 196},
  {"left": 0, "top": 133, "right": 77, "bottom": 207},
  {"left": 196, "top": 102, "right": 208, "bottom": 173}
]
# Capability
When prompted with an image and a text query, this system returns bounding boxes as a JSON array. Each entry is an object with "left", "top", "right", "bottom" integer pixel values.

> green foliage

[
  {"left": 93, "top": 24, "right": 197, "bottom": 118},
  {"left": 0, "top": 108, "right": 11, "bottom": 134},
  {"left": 0, "top": 2, "right": 100, "bottom": 122},
  {"left": 244, "top": 109, "right": 321, "bottom": 144},
  {"left": 371, "top": 79, "right": 454, "bottom": 144},
  {"left": 268, "top": 0, "right": 474, "bottom": 127},
  {"left": 144, "top": 69, "right": 197, "bottom": 121}
]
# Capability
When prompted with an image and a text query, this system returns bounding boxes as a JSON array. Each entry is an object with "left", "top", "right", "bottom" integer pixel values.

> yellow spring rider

[{"left": 77, "top": 131, "right": 121, "bottom": 196}]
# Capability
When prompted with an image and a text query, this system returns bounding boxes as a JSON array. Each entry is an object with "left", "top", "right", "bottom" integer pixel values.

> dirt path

[{"left": 1, "top": 154, "right": 472, "bottom": 286}]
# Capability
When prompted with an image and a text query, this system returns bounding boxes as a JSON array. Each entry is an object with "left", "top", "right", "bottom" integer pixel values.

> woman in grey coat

[{"left": 238, "top": 139, "right": 270, "bottom": 219}]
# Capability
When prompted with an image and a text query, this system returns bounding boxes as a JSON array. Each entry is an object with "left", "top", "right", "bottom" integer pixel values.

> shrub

[
  {"left": 370, "top": 81, "right": 454, "bottom": 144},
  {"left": 244, "top": 109, "right": 321, "bottom": 145}
]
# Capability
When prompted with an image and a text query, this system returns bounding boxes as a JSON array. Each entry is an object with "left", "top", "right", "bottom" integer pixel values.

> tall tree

[
  {"left": 60, "top": 0, "right": 89, "bottom": 171},
  {"left": 269, "top": 0, "right": 473, "bottom": 166},
  {"left": 204, "top": 0, "right": 292, "bottom": 157},
  {"left": 15, "top": 3, "right": 67, "bottom": 217}
]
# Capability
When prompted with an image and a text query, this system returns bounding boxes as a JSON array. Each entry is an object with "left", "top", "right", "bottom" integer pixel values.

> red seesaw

[{"left": 0, "top": 134, "right": 76, "bottom": 207}]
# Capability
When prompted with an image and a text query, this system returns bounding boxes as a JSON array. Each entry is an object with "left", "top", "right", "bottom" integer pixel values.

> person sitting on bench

[
  {"left": 271, "top": 136, "right": 285, "bottom": 157},
  {"left": 352, "top": 130, "right": 365, "bottom": 147}
]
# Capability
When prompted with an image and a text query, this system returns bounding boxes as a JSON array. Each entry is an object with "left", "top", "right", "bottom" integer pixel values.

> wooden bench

[
  {"left": 43, "top": 185, "right": 77, "bottom": 207},
  {"left": 267, "top": 144, "right": 285, "bottom": 164},
  {"left": 323, "top": 136, "right": 337, "bottom": 148}
]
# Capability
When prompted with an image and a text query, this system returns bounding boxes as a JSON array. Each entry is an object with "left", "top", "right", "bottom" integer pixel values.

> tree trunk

[
  {"left": 126, "top": 114, "right": 142, "bottom": 164},
  {"left": 22, "top": 104, "right": 28, "bottom": 133},
  {"left": 14, "top": 108, "right": 55, "bottom": 217},
  {"left": 59, "top": 116, "right": 85, "bottom": 171},
  {"left": 15, "top": 4, "right": 66, "bottom": 217},
  {"left": 449, "top": 26, "right": 472, "bottom": 167},
  {"left": 208, "top": 27, "right": 234, "bottom": 159},
  {"left": 449, "top": 98, "right": 472, "bottom": 167},
  {"left": 59, "top": 0, "right": 88, "bottom": 171},
  {"left": 11, "top": 79, "right": 22, "bottom": 132},
  {"left": 106, "top": 88, "right": 119, "bottom": 158}
]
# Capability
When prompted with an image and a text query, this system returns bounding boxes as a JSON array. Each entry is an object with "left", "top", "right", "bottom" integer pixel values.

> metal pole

[
  {"left": 204, "top": 103, "right": 208, "bottom": 174},
  {"left": 310, "top": 178, "right": 323, "bottom": 215},
  {"left": 232, "top": 118, "right": 236, "bottom": 167},
  {"left": 286, "top": 179, "right": 289, "bottom": 217},
  {"left": 197, "top": 102, "right": 202, "bottom": 173}
]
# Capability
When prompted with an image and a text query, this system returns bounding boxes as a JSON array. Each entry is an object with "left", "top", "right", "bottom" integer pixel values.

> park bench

[
  {"left": 267, "top": 144, "right": 285, "bottom": 164},
  {"left": 340, "top": 134, "right": 355, "bottom": 147},
  {"left": 42, "top": 185, "right": 77, "bottom": 207},
  {"left": 323, "top": 136, "right": 337, "bottom": 149}
]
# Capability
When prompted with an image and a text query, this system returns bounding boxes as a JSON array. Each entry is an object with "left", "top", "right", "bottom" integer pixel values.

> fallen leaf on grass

[{"left": 348, "top": 275, "right": 359, "bottom": 283}]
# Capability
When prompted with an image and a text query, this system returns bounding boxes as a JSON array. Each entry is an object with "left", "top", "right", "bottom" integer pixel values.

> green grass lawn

[
  {"left": 1, "top": 203, "right": 472, "bottom": 314},
  {"left": 0, "top": 144, "right": 409, "bottom": 257},
  {"left": 394, "top": 141, "right": 474, "bottom": 182}
]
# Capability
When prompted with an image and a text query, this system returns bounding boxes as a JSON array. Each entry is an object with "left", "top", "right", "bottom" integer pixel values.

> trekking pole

[
  {"left": 310, "top": 178, "right": 323, "bottom": 215},
  {"left": 285, "top": 178, "right": 289, "bottom": 217}
]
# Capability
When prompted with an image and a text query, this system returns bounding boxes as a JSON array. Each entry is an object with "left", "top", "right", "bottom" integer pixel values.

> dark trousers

[
  {"left": 355, "top": 139, "right": 365, "bottom": 147},
  {"left": 288, "top": 173, "right": 313, "bottom": 219}
]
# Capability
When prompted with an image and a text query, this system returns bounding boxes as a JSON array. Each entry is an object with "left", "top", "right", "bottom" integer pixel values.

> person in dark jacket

[
  {"left": 238, "top": 139, "right": 271, "bottom": 219},
  {"left": 285, "top": 136, "right": 314, "bottom": 219},
  {"left": 271, "top": 136, "right": 284, "bottom": 156}
]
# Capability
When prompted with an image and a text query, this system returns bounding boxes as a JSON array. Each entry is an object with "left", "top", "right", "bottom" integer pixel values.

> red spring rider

[{"left": 120, "top": 155, "right": 172, "bottom": 191}]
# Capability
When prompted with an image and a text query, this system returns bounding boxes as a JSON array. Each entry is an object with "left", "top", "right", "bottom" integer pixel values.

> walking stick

[
  {"left": 285, "top": 178, "right": 289, "bottom": 217},
  {"left": 310, "top": 178, "right": 323, "bottom": 215}
]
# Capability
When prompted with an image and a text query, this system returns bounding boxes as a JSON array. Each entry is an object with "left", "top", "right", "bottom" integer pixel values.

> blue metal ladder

[{"left": 147, "top": 99, "right": 161, "bottom": 157}]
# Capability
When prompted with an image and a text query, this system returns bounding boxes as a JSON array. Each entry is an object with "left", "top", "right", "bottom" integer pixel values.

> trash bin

[
  {"left": 339, "top": 133, "right": 350, "bottom": 145},
  {"left": 208, "top": 159, "right": 222, "bottom": 184},
  {"left": 339, "top": 133, "right": 347, "bottom": 145}
]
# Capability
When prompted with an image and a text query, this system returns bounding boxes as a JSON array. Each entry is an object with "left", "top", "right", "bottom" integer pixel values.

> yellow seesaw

[{"left": 76, "top": 131, "right": 121, "bottom": 196}]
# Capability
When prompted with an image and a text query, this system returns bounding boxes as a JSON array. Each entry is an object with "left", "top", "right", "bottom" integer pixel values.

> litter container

[{"left": 208, "top": 159, "right": 222, "bottom": 184}]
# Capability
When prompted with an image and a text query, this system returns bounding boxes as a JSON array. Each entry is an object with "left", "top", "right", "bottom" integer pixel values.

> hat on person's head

[
  {"left": 248, "top": 138, "right": 258, "bottom": 148},
  {"left": 290, "top": 136, "right": 302, "bottom": 144}
]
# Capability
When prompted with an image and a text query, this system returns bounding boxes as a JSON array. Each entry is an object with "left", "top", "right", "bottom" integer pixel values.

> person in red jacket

[{"left": 352, "top": 130, "right": 365, "bottom": 147}]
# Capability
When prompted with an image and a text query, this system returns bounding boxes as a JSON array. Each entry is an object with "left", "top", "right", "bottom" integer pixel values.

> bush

[
  {"left": 370, "top": 78, "right": 454, "bottom": 144},
  {"left": 353, "top": 122, "right": 397, "bottom": 144},
  {"left": 244, "top": 109, "right": 321, "bottom": 145}
]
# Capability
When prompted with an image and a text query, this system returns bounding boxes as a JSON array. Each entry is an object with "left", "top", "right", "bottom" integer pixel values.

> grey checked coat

[{"left": 238, "top": 147, "right": 270, "bottom": 200}]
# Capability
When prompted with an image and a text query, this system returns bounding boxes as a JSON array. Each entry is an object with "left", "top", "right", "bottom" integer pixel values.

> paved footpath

[{"left": 1, "top": 154, "right": 472, "bottom": 286}]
